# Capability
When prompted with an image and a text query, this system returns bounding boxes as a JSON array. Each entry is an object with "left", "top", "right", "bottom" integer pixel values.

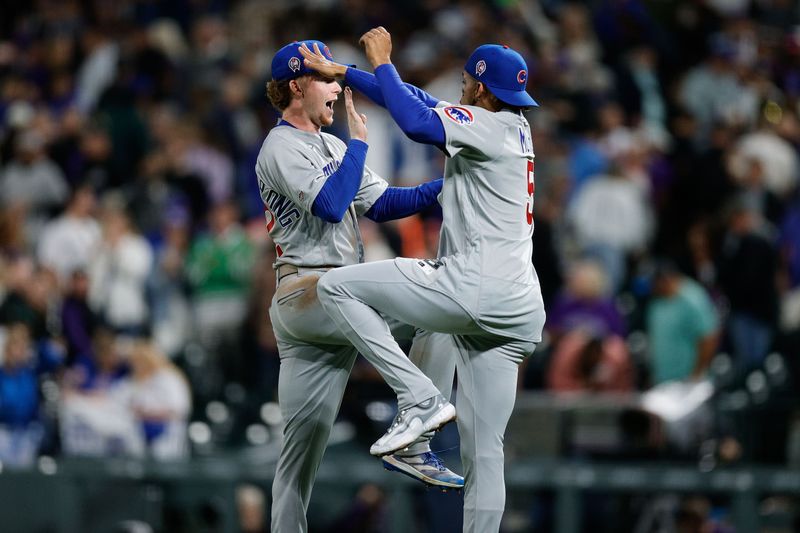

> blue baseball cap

[
  {"left": 464, "top": 44, "right": 538, "bottom": 107},
  {"left": 271, "top": 40, "right": 335, "bottom": 81}
]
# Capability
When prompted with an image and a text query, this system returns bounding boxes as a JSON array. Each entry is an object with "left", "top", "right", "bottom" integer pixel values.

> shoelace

[
  {"left": 422, "top": 452, "right": 446, "bottom": 471},
  {"left": 390, "top": 410, "right": 407, "bottom": 433}
]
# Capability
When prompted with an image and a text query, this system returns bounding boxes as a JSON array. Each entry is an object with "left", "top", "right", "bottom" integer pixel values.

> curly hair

[{"left": 266, "top": 79, "right": 292, "bottom": 112}]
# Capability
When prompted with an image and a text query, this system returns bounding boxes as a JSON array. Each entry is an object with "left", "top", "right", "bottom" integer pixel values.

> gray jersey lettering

[{"left": 255, "top": 125, "right": 388, "bottom": 266}]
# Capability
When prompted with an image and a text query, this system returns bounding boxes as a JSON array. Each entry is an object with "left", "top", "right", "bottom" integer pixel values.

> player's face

[
  {"left": 300, "top": 74, "right": 341, "bottom": 128},
  {"left": 460, "top": 71, "right": 479, "bottom": 106}
]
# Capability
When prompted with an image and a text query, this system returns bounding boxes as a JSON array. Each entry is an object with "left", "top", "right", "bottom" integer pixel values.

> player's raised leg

[
  {"left": 317, "top": 259, "right": 479, "bottom": 456},
  {"left": 270, "top": 340, "right": 357, "bottom": 533},
  {"left": 454, "top": 335, "right": 535, "bottom": 533},
  {"left": 271, "top": 269, "right": 463, "bottom": 489}
]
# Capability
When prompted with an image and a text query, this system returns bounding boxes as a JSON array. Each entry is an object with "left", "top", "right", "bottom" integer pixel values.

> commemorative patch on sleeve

[{"left": 443, "top": 106, "right": 474, "bottom": 126}]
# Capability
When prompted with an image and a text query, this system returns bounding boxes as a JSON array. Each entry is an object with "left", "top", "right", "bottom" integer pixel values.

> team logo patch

[
  {"left": 443, "top": 106, "right": 474, "bottom": 125},
  {"left": 475, "top": 59, "right": 486, "bottom": 77},
  {"left": 517, "top": 69, "right": 527, "bottom": 84},
  {"left": 288, "top": 56, "right": 301, "bottom": 72}
]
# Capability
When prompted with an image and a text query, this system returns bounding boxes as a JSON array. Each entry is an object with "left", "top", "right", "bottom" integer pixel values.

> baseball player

[
  {"left": 258, "top": 40, "right": 463, "bottom": 533},
  {"left": 302, "top": 29, "right": 546, "bottom": 532}
]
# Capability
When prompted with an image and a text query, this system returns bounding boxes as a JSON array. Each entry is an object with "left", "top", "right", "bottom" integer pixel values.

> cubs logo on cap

[
  {"left": 464, "top": 44, "right": 538, "bottom": 107},
  {"left": 288, "top": 57, "right": 301, "bottom": 72},
  {"left": 443, "top": 106, "right": 474, "bottom": 125}
]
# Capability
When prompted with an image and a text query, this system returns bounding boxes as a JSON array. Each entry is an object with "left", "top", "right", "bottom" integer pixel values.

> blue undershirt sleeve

[
  {"left": 345, "top": 67, "right": 440, "bottom": 109},
  {"left": 311, "top": 139, "right": 368, "bottom": 223},
  {"left": 364, "top": 178, "right": 443, "bottom": 222},
  {"left": 373, "top": 64, "right": 446, "bottom": 146}
]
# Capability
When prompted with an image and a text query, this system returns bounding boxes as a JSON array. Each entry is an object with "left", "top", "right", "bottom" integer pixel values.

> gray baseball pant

[
  {"left": 269, "top": 268, "right": 455, "bottom": 533},
  {"left": 317, "top": 258, "right": 535, "bottom": 533}
]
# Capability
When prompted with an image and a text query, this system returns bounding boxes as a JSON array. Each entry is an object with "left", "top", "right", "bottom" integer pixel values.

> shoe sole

[
  {"left": 370, "top": 403, "right": 456, "bottom": 456},
  {"left": 382, "top": 455, "right": 464, "bottom": 489}
]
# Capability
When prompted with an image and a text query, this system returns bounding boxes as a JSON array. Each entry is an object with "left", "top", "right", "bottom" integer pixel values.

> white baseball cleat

[{"left": 370, "top": 395, "right": 456, "bottom": 456}]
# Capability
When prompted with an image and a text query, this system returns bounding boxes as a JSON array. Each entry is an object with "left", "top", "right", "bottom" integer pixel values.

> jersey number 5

[{"left": 525, "top": 160, "right": 535, "bottom": 225}]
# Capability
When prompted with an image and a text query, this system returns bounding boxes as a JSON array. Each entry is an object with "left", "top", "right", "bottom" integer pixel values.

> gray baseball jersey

[
  {"left": 255, "top": 124, "right": 388, "bottom": 266},
  {"left": 263, "top": 123, "right": 456, "bottom": 533},
  {"left": 315, "top": 101, "right": 546, "bottom": 533},
  {"left": 394, "top": 104, "right": 545, "bottom": 343}
]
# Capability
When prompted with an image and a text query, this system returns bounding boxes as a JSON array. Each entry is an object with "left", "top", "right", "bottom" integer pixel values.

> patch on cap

[
  {"left": 475, "top": 59, "right": 486, "bottom": 77},
  {"left": 288, "top": 56, "right": 301, "bottom": 72},
  {"left": 517, "top": 69, "right": 527, "bottom": 84},
  {"left": 443, "top": 106, "right": 474, "bottom": 125}
]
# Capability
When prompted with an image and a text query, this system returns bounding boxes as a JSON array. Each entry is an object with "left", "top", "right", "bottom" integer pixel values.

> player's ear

[
  {"left": 289, "top": 79, "right": 304, "bottom": 99},
  {"left": 475, "top": 81, "right": 487, "bottom": 101}
]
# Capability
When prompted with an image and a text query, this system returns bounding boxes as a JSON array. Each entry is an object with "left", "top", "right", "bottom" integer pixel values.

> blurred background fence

[
  {"left": 1, "top": 428, "right": 798, "bottom": 533},
  {"left": 1, "top": 388, "right": 799, "bottom": 532}
]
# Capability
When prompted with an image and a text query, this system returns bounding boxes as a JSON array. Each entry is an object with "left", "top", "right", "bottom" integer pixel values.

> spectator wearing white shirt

[
  {"left": 127, "top": 340, "right": 191, "bottom": 460},
  {"left": 88, "top": 197, "right": 153, "bottom": 334},
  {"left": 569, "top": 167, "right": 653, "bottom": 291},
  {"left": 37, "top": 185, "right": 101, "bottom": 286},
  {"left": 729, "top": 126, "right": 799, "bottom": 198}
]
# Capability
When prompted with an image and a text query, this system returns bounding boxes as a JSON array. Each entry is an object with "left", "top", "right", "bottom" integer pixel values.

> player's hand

[
  {"left": 299, "top": 43, "right": 347, "bottom": 80},
  {"left": 359, "top": 26, "right": 392, "bottom": 68},
  {"left": 344, "top": 87, "right": 367, "bottom": 142}
]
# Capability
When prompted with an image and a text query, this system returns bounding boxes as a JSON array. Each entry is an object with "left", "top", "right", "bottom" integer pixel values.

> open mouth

[{"left": 325, "top": 98, "right": 336, "bottom": 111}]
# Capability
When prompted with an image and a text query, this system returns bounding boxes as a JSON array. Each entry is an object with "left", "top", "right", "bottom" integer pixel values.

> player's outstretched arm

[
  {"left": 299, "top": 43, "right": 439, "bottom": 109},
  {"left": 364, "top": 178, "right": 443, "bottom": 222},
  {"left": 358, "top": 27, "right": 445, "bottom": 147},
  {"left": 311, "top": 87, "right": 369, "bottom": 223}
]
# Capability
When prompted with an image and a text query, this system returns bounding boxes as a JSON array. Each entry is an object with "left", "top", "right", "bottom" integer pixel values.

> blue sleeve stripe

[
  {"left": 364, "top": 178, "right": 443, "bottom": 222},
  {"left": 345, "top": 67, "right": 440, "bottom": 109},
  {"left": 374, "top": 64, "right": 446, "bottom": 146},
  {"left": 311, "top": 140, "right": 368, "bottom": 223}
]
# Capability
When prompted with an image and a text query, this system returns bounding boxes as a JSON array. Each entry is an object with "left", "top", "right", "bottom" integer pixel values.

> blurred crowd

[{"left": 0, "top": 0, "right": 799, "bottom": 491}]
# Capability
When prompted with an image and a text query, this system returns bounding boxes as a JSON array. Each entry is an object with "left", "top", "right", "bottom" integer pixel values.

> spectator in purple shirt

[
  {"left": 546, "top": 259, "right": 626, "bottom": 340},
  {"left": 63, "top": 326, "right": 128, "bottom": 393},
  {"left": 60, "top": 270, "right": 97, "bottom": 365}
]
